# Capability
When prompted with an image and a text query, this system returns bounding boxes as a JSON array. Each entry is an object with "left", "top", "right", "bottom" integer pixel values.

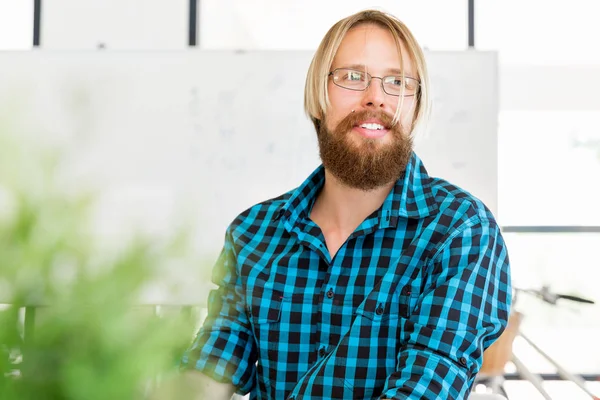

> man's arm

[
  {"left": 179, "top": 226, "right": 257, "bottom": 396},
  {"left": 380, "top": 216, "right": 511, "bottom": 399},
  {"left": 182, "top": 371, "right": 236, "bottom": 400},
  {"left": 150, "top": 371, "right": 235, "bottom": 400}
]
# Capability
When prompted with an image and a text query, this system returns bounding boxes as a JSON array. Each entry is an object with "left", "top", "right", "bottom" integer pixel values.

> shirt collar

[{"left": 278, "top": 152, "right": 438, "bottom": 228}]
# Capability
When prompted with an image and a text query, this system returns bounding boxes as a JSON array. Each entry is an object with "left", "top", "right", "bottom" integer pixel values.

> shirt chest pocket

[
  {"left": 356, "top": 285, "right": 420, "bottom": 322},
  {"left": 247, "top": 287, "right": 285, "bottom": 324},
  {"left": 398, "top": 285, "right": 420, "bottom": 319},
  {"left": 246, "top": 286, "right": 290, "bottom": 355}
]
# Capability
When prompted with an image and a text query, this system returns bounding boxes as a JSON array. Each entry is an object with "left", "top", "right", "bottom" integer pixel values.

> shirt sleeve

[
  {"left": 380, "top": 216, "right": 512, "bottom": 400},
  {"left": 180, "top": 226, "right": 257, "bottom": 395}
]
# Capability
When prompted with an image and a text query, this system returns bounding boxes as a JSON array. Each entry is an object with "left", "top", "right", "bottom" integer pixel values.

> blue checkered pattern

[{"left": 181, "top": 152, "right": 511, "bottom": 399}]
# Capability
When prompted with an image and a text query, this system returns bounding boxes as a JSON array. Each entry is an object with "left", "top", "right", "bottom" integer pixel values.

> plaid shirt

[{"left": 181, "top": 153, "right": 511, "bottom": 399}]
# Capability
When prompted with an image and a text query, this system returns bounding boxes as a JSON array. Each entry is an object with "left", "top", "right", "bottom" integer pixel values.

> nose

[{"left": 362, "top": 77, "right": 386, "bottom": 108}]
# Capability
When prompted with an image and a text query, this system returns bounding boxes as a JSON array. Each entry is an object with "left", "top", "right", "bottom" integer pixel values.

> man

[{"left": 180, "top": 9, "right": 511, "bottom": 400}]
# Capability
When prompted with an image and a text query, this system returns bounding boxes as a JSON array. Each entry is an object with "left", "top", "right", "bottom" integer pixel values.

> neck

[{"left": 310, "top": 169, "right": 395, "bottom": 233}]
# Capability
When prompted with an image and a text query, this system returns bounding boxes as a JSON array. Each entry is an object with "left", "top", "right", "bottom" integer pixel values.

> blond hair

[{"left": 304, "top": 9, "right": 431, "bottom": 137}]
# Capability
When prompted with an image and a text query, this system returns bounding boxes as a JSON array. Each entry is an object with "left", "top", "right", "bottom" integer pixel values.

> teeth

[{"left": 360, "top": 123, "right": 385, "bottom": 130}]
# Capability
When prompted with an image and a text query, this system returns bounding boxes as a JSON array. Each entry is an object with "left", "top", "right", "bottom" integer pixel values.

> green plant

[{"left": 0, "top": 129, "right": 200, "bottom": 399}]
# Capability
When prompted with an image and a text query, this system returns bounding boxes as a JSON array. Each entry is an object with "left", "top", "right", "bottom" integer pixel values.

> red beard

[{"left": 317, "top": 110, "right": 413, "bottom": 191}]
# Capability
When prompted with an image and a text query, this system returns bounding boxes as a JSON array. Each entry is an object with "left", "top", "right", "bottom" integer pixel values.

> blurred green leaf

[{"left": 0, "top": 122, "right": 201, "bottom": 399}]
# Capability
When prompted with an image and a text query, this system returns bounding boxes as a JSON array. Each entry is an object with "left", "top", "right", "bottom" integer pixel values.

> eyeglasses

[{"left": 329, "top": 68, "right": 420, "bottom": 97}]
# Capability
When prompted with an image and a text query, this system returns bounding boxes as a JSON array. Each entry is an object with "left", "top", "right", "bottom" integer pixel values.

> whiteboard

[{"left": 0, "top": 50, "right": 497, "bottom": 304}]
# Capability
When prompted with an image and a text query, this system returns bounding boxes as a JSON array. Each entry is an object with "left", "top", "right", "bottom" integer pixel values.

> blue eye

[
  {"left": 384, "top": 76, "right": 404, "bottom": 87},
  {"left": 349, "top": 72, "right": 362, "bottom": 81},
  {"left": 384, "top": 76, "right": 419, "bottom": 92}
]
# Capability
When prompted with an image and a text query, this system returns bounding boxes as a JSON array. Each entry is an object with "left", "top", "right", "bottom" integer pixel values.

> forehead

[{"left": 331, "top": 24, "right": 415, "bottom": 75}]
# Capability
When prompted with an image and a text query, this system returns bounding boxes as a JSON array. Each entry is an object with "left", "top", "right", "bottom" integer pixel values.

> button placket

[
  {"left": 318, "top": 346, "right": 327, "bottom": 357},
  {"left": 317, "top": 285, "right": 334, "bottom": 363}
]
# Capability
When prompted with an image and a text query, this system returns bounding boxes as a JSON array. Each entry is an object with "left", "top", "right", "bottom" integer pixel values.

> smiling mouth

[
  {"left": 358, "top": 122, "right": 387, "bottom": 130},
  {"left": 353, "top": 123, "right": 390, "bottom": 139}
]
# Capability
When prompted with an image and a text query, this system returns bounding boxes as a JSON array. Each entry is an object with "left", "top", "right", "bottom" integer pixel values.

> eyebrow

[{"left": 338, "top": 63, "right": 416, "bottom": 78}]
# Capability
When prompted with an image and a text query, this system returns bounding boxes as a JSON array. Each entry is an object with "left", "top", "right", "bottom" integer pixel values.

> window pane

[
  {"left": 477, "top": 0, "right": 600, "bottom": 65},
  {"left": 503, "top": 232, "right": 600, "bottom": 374},
  {"left": 42, "top": 0, "right": 188, "bottom": 50},
  {"left": 502, "top": 381, "right": 600, "bottom": 400},
  {"left": 0, "top": 1, "right": 33, "bottom": 50},
  {"left": 200, "top": 0, "right": 466, "bottom": 50},
  {"left": 498, "top": 111, "right": 600, "bottom": 226}
]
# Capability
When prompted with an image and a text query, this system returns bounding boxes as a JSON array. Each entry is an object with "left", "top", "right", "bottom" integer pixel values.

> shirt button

[
  {"left": 459, "top": 356, "right": 468, "bottom": 366},
  {"left": 318, "top": 347, "right": 327, "bottom": 357},
  {"left": 375, "top": 305, "right": 384, "bottom": 315},
  {"left": 326, "top": 289, "right": 334, "bottom": 299}
]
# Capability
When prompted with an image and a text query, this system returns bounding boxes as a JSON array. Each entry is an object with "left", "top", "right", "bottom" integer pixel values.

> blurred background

[{"left": 1, "top": 1, "right": 599, "bottom": 399}]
